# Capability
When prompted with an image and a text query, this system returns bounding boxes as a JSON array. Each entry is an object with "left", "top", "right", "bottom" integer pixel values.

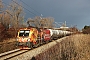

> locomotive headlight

[{"left": 27, "top": 38, "right": 30, "bottom": 41}]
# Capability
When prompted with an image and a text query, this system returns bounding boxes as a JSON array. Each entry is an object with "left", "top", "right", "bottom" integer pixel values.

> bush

[{"left": 82, "top": 28, "right": 90, "bottom": 34}]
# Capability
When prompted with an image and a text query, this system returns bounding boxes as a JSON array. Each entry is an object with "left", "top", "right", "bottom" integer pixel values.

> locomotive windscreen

[{"left": 19, "top": 30, "right": 30, "bottom": 37}]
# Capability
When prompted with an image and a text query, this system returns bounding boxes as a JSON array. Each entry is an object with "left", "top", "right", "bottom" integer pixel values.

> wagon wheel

[
  {"left": 45, "top": 36, "right": 49, "bottom": 43},
  {"left": 41, "top": 35, "right": 44, "bottom": 44},
  {"left": 49, "top": 37, "right": 52, "bottom": 42}
]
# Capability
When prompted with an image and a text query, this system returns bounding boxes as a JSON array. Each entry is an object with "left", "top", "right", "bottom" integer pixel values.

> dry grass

[
  {"left": 0, "top": 38, "right": 17, "bottom": 53},
  {"left": 72, "top": 34, "right": 90, "bottom": 60},
  {"left": 60, "top": 34, "right": 90, "bottom": 60},
  {"left": 0, "top": 34, "right": 90, "bottom": 60},
  {"left": 34, "top": 34, "right": 90, "bottom": 60}
]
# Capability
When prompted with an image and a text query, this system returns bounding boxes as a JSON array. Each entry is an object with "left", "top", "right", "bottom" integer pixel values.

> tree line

[
  {"left": 0, "top": 0, "right": 55, "bottom": 40},
  {"left": 82, "top": 25, "right": 90, "bottom": 34},
  {"left": 0, "top": 0, "right": 55, "bottom": 29}
]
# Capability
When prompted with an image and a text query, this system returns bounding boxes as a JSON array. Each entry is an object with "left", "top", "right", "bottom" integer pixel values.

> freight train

[{"left": 16, "top": 27, "right": 72, "bottom": 49}]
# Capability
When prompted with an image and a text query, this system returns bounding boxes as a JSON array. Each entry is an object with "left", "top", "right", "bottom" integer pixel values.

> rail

[{"left": 0, "top": 49, "right": 29, "bottom": 60}]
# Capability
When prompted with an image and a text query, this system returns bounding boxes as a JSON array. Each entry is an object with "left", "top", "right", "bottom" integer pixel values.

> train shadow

[{"left": 31, "top": 56, "right": 36, "bottom": 60}]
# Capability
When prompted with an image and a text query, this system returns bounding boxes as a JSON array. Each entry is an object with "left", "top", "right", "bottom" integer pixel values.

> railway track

[
  {"left": 0, "top": 42, "right": 51, "bottom": 60},
  {"left": 0, "top": 36, "right": 70, "bottom": 60},
  {"left": 0, "top": 49, "right": 29, "bottom": 60},
  {"left": 0, "top": 40, "right": 54, "bottom": 60}
]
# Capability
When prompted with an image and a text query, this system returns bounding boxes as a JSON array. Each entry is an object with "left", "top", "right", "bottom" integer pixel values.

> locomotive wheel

[
  {"left": 33, "top": 41, "right": 39, "bottom": 48},
  {"left": 41, "top": 36, "right": 45, "bottom": 44},
  {"left": 16, "top": 42, "right": 20, "bottom": 46},
  {"left": 49, "top": 37, "right": 52, "bottom": 42},
  {"left": 26, "top": 42, "right": 33, "bottom": 49},
  {"left": 36, "top": 40, "right": 40, "bottom": 47}
]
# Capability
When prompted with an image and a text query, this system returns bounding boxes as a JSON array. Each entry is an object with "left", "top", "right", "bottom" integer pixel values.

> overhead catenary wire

[
  {"left": 11, "top": 0, "right": 37, "bottom": 16},
  {"left": 19, "top": 0, "right": 41, "bottom": 15},
  {"left": 2, "top": 0, "right": 41, "bottom": 20},
  {"left": 3, "top": 0, "right": 43, "bottom": 17},
  {"left": 2, "top": 1, "right": 28, "bottom": 21}
]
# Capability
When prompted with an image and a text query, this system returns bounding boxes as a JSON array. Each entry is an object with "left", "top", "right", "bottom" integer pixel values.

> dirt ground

[{"left": 0, "top": 38, "right": 18, "bottom": 53}]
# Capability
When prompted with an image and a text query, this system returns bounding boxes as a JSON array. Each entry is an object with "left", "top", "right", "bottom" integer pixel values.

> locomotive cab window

[
  {"left": 19, "top": 30, "right": 30, "bottom": 37},
  {"left": 19, "top": 30, "right": 24, "bottom": 37},
  {"left": 24, "top": 30, "right": 30, "bottom": 36}
]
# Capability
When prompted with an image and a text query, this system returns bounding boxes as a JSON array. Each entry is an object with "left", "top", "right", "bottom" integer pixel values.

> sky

[{"left": 3, "top": 0, "right": 90, "bottom": 29}]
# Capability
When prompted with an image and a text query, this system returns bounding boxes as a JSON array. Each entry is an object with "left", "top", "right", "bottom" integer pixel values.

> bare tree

[
  {"left": 27, "top": 16, "right": 41, "bottom": 28},
  {"left": 4, "top": 0, "right": 25, "bottom": 37},
  {"left": 42, "top": 17, "right": 55, "bottom": 28},
  {"left": 27, "top": 16, "right": 55, "bottom": 28},
  {"left": 34, "top": 16, "right": 41, "bottom": 28},
  {"left": 0, "top": 0, "right": 4, "bottom": 23},
  {"left": 27, "top": 18, "right": 34, "bottom": 27},
  {"left": 6, "top": 0, "right": 25, "bottom": 29},
  {"left": 0, "top": 0, "right": 3, "bottom": 13},
  {"left": 2, "top": 13, "right": 10, "bottom": 28},
  {"left": 0, "top": 0, "right": 10, "bottom": 28}
]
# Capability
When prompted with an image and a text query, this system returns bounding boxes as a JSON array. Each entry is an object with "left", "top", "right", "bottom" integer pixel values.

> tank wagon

[{"left": 16, "top": 28, "right": 72, "bottom": 49}]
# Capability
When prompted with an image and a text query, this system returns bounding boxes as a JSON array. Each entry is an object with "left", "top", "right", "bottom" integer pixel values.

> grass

[
  {"left": 0, "top": 38, "right": 17, "bottom": 53},
  {"left": 34, "top": 34, "right": 90, "bottom": 60},
  {"left": 0, "top": 34, "right": 90, "bottom": 60}
]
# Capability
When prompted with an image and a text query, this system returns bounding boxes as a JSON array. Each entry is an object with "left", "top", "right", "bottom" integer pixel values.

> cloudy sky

[{"left": 3, "top": 0, "right": 90, "bottom": 29}]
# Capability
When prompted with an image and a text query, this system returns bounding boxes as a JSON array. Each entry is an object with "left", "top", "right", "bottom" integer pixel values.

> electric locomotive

[{"left": 16, "top": 28, "right": 51, "bottom": 49}]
